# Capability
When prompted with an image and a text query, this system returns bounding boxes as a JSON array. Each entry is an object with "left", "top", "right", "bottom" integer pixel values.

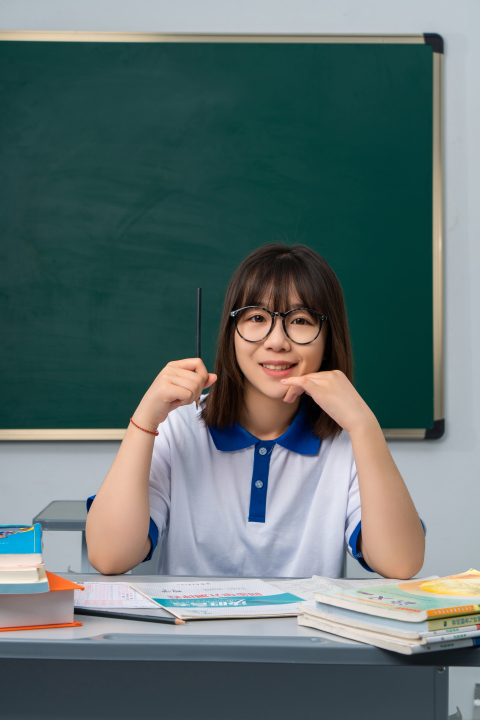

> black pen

[
  {"left": 195, "top": 287, "right": 202, "bottom": 410},
  {"left": 74, "top": 607, "right": 185, "bottom": 625}
]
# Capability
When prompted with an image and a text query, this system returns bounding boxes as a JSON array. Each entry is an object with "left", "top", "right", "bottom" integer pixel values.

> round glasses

[{"left": 230, "top": 306, "right": 327, "bottom": 345}]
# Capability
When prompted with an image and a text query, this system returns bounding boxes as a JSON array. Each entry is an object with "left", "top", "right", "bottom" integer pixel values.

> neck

[{"left": 240, "top": 380, "right": 301, "bottom": 440}]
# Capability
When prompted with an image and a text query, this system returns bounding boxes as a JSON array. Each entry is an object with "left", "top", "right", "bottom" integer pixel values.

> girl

[{"left": 86, "top": 244, "right": 425, "bottom": 579}]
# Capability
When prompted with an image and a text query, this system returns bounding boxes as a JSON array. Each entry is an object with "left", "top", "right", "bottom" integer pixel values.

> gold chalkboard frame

[{"left": 0, "top": 32, "right": 443, "bottom": 441}]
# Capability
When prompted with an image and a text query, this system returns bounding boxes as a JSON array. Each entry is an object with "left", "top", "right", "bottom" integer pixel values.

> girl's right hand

[{"left": 132, "top": 359, "right": 217, "bottom": 433}]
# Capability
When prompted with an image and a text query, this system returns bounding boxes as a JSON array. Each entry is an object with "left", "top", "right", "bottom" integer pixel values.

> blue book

[
  {"left": 0, "top": 572, "right": 49, "bottom": 594},
  {"left": 0, "top": 525, "right": 42, "bottom": 555},
  {"left": 0, "top": 524, "right": 48, "bottom": 594}
]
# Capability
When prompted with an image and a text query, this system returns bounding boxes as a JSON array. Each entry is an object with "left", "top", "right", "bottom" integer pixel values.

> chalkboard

[{"left": 0, "top": 33, "right": 444, "bottom": 439}]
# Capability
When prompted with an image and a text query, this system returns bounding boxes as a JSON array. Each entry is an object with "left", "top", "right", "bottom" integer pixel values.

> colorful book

[
  {"left": 0, "top": 523, "right": 47, "bottom": 593},
  {"left": 0, "top": 571, "right": 83, "bottom": 631},
  {"left": 0, "top": 525, "right": 43, "bottom": 569},
  {"left": 299, "top": 600, "right": 480, "bottom": 642},
  {"left": 0, "top": 524, "right": 42, "bottom": 553},
  {"left": 312, "top": 569, "right": 480, "bottom": 623},
  {"left": 298, "top": 613, "right": 480, "bottom": 655}
]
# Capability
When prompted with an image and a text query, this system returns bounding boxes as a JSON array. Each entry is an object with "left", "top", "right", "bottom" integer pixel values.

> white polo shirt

[{"left": 147, "top": 398, "right": 369, "bottom": 578}]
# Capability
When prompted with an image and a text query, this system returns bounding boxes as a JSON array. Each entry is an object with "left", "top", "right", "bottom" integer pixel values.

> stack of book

[
  {"left": 0, "top": 524, "right": 83, "bottom": 631},
  {"left": 298, "top": 570, "right": 480, "bottom": 655}
]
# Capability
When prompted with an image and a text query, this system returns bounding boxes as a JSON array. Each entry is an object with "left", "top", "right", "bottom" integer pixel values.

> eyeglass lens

[{"left": 235, "top": 308, "right": 321, "bottom": 343}]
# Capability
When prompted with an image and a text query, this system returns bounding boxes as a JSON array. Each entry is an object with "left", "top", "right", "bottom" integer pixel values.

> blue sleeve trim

[
  {"left": 142, "top": 518, "right": 159, "bottom": 562},
  {"left": 86, "top": 495, "right": 158, "bottom": 563},
  {"left": 348, "top": 521, "right": 375, "bottom": 573},
  {"left": 347, "top": 518, "right": 426, "bottom": 574}
]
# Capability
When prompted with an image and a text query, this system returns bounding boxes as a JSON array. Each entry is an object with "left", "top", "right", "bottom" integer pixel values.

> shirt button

[
  {"left": 255, "top": 480, "right": 264, "bottom": 489},
  {"left": 258, "top": 447, "right": 267, "bottom": 455}
]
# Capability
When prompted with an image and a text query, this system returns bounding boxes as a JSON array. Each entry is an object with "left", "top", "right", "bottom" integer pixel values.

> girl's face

[{"left": 234, "top": 294, "right": 327, "bottom": 400}]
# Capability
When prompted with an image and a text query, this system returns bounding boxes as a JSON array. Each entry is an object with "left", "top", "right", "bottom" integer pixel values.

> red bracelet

[{"left": 130, "top": 417, "right": 159, "bottom": 436}]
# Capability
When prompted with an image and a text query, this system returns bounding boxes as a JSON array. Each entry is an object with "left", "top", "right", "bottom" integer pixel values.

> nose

[{"left": 263, "top": 316, "right": 291, "bottom": 352}]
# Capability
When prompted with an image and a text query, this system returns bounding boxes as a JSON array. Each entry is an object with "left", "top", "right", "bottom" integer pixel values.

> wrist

[
  {"left": 131, "top": 411, "right": 161, "bottom": 435},
  {"left": 347, "top": 411, "right": 381, "bottom": 441},
  {"left": 134, "top": 395, "right": 170, "bottom": 430}
]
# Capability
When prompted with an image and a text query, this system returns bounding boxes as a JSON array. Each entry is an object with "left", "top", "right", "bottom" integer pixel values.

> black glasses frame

[{"left": 230, "top": 306, "right": 328, "bottom": 345}]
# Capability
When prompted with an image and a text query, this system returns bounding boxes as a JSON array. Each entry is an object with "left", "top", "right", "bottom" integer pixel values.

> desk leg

[{"left": 435, "top": 666, "right": 449, "bottom": 720}]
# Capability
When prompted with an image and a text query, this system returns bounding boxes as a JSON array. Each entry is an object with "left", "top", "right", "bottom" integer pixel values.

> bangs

[{"left": 237, "top": 255, "right": 323, "bottom": 313}]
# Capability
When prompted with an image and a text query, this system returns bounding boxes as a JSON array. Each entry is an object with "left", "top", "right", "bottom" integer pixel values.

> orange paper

[{"left": 45, "top": 571, "right": 84, "bottom": 592}]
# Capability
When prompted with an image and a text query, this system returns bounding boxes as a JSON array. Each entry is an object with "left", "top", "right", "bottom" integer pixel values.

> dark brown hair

[{"left": 201, "top": 243, "right": 353, "bottom": 439}]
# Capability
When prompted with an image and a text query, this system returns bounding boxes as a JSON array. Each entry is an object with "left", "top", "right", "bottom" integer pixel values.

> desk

[{"left": 1, "top": 575, "right": 480, "bottom": 720}]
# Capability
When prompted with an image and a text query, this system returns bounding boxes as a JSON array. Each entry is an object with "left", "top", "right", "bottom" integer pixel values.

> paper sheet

[
  {"left": 130, "top": 579, "right": 302, "bottom": 618},
  {"left": 74, "top": 582, "right": 159, "bottom": 609}
]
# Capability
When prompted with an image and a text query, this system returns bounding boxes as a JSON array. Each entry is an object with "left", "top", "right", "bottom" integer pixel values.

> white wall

[{"left": 1, "top": 0, "right": 480, "bottom": 713}]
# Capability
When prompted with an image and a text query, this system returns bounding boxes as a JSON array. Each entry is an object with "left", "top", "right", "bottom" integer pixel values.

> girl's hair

[{"left": 201, "top": 243, "right": 353, "bottom": 439}]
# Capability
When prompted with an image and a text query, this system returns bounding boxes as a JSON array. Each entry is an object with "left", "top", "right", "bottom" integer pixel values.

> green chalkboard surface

[{"left": 0, "top": 34, "right": 443, "bottom": 439}]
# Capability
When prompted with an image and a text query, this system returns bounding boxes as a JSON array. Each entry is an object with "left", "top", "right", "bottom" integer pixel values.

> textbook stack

[
  {"left": 0, "top": 524, "right": 82, "bottom": 631},
  {"left": 298, "top": 570, "right": 480, "bottom": 655}
]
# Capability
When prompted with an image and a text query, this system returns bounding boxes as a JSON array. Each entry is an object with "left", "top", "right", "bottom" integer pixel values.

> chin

[{"left": 253, "top": 382, "right": 288, "bottom": 400}]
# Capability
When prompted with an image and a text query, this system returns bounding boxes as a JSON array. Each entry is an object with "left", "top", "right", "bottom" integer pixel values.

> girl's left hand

[{"left": 280, "top": 370, "right": 377, "bottom": 435}]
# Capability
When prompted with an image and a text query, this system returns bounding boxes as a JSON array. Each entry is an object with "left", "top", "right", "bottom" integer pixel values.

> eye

[
  {"left": 249, "top": 314, "right": 267, "bottom": 323},
  {"left": 291, "top": 316, "right": 312, "bottom": 325}
]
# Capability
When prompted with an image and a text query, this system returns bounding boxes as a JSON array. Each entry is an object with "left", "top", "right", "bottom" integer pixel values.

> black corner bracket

[
  {"left": 425, "top": 419, "right": 445, "bottom": 440},
  {"left": 424, "top": 33, "right": 444, "bottom": 54}
]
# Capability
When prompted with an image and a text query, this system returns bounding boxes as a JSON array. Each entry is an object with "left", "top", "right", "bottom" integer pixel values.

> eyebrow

[{"left": 258, "top": 302, "right": 306, "bottom": 310}]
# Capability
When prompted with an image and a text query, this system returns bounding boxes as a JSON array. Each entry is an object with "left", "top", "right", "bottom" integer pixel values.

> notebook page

[{"left": 74, "top": 582, "right": 158, "bottom": 608}]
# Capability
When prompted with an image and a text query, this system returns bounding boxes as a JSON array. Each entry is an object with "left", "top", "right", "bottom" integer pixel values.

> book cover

[
  {"left": 298, "top": 613, "right": 480, "bottom": 655},
  {"left": 313, "top": 570, "right": 480, "bottom": 623},
  {"left": 130, "top": 579, "right": 303, "bottom": 620},
  {"left": 0, "top": 525, "right": 42, "bottom": 554}
]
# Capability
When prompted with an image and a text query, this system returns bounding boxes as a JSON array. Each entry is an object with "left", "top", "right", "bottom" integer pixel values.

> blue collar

[{"left": 208, "top": 401, "right": 321, "bottom": 456}]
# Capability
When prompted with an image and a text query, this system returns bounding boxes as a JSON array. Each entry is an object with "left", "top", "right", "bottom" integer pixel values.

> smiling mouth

[{"left": 261, "top": 363, "right": 297, "bottom": 370}]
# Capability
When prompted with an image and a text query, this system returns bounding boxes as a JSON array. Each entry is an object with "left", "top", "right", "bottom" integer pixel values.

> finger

[
  {"left": 204, "top": 373, "right": 217, "bottom": 390},
  {"left": 283, "top": 385, "right": 304, "bottom": 403},
  {"left": 166, "top": 367, "right": 208, "bottom": 388},
  {"left": 281, "top": 375, "right": 320, "bottom": 392},
  {"left": 162, "top": 383, "right": 193, "bottom": 406},
  {"left": 167, "top": 376, "right": 200, "bottom": 399},
  {"left": 280, "top": 376, "right": 306, "bottom": 387},
  {"left": 168, "top": 358, "right": 210, "bottom": 384},
  {"left": 163, "top": 367, "right": 212, "bottom": 400},
  {"left": 166, "top": 374, "right": 204, "bottom": 401}
]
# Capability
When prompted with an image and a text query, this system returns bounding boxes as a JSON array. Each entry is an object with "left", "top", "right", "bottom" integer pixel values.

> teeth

[{"left": 262, "top": 364, "right": 293, "bottom": 370}]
